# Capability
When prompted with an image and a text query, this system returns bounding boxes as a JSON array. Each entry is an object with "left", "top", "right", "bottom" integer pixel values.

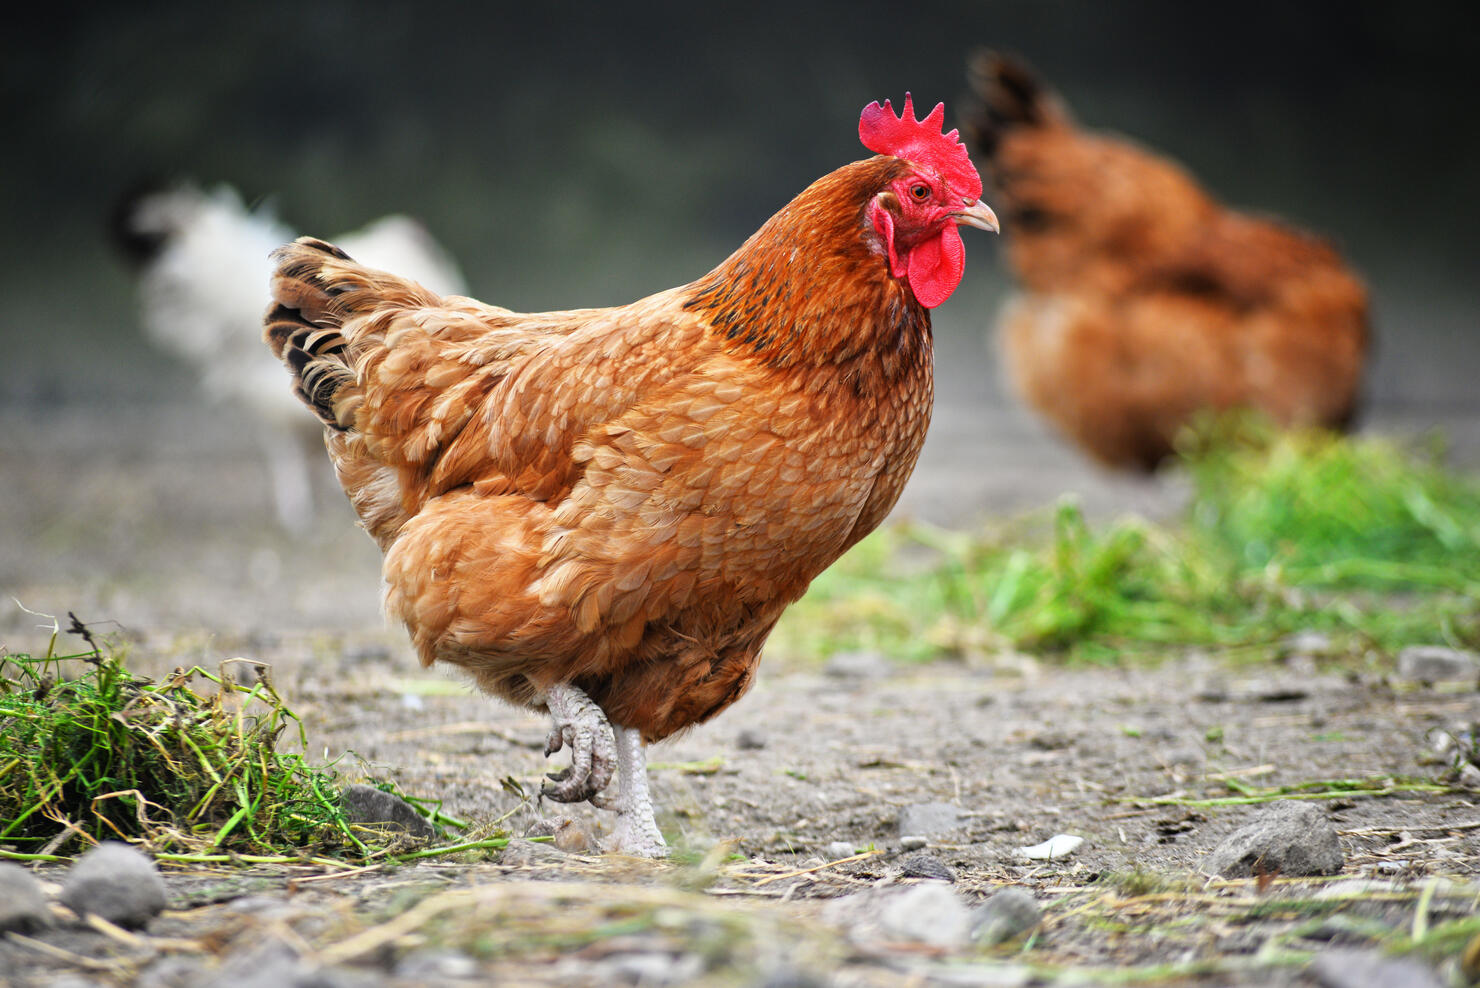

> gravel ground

[{"left": 3, "top": 649, "right": 1477, "bottom": 986}]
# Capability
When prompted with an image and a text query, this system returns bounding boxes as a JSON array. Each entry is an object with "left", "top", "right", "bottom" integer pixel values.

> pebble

[
  {"left": 736, "top": 728, "right": 768, "bottom": 750},
  {"left": 1308, "top": 947, "right": 1443, "bottom": 988},
  {"left": 877, "top": 883, "right": 972, "bottom": 947},
  {"left": 592, "top": 951, "right": 704, "bottom": 985},
  {"left": 899, "top": 852, "right": 954, "bottom": 881},
  {"left": 1028, "top": 730, "right": 1074, "bottom": 751},
  {"left": 824, "top": 883, "right": 973, "bottom": 949},
  {"left": 897, "top": 802, "right": 963, "bottom": 837},
  {"left": 759, "top": 968, "right": 827, "bottom": 988},
  {"left": 201, "top": 937, "right": 345, "bottom": 988},
  {"left": 1015, "top": 834, "right": 1084, "bottom": 860},
  {"left": 1205, "top": 800, "right": 1344, "bottom": 878},
  {"left": 1397, "top": 646, "right": 1480, "bottom": 683},
  {"left": 825, "top": 841, "right": 856, "bottom": 859},
  {"left": 136, "top": 955, "right": 211, "bottom": 987},
  {"left": 501, "top": 838, "right": 572, "bottom": 866},
  {"left": 0, "top": 862, "right": 51, "bottom": 932},
  {"left": 59, "top": 842, "right": 167, "bottom": 928},
  {"left": 971, "top": 888, "right": 1043, "bottom": 946},
  {"left": 395, "top": 948, "right": 479, "bottom": 979},
  {"left": 554, "top": 820, "right": 593, "bottom": 853},
  {"left": 340, "top": 783, "right": 436, "bottom": 838},
  {"left": 899, "top": 835, "right": 929, "bottom": 851},
  {"left": 921, "top": 963, "right": 1034, "bottom": 986}
]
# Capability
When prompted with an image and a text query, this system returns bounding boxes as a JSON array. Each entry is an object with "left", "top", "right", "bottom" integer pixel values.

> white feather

[{"left": 120, "top": 180, "right": 468, "bottom": 528}]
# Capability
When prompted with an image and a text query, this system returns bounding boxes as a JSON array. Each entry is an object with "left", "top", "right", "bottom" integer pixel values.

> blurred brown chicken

[
  {"left": 963, "top": 51, "right": 1370, "bottom": 470},
  {"left": 263, "top": 97, "right": 997, "bottom": 855}
]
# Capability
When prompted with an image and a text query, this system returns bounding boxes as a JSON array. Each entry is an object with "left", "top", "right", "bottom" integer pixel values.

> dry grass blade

[{"left": 746, "top": 849, "right": 883, "bottom": 887}]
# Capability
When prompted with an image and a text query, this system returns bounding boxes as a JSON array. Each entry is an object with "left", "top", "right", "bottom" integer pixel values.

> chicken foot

[
  {"left": 597, "top": 726, "right": 668, "bottom": 857},
  {"left": 536, "top": 686, "right": 666, "bottom": 857},
  {"left": 540, "top": 683, "right": 616, "bottom": 803}
]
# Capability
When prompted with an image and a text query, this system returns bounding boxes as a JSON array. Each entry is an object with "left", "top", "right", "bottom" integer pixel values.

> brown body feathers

[
  {"left": 963, "top": 52, "right": 1370, "bottom": 470},
  {"left": 264, "top": 157, "right": 935, "bottom": 742}
]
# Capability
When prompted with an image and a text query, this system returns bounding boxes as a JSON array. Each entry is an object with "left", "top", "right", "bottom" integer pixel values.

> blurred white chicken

[{"left": 113, "top": 180, "right": 468, "bottom": 531}]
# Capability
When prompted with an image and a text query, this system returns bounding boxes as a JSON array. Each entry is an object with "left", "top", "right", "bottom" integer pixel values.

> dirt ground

[
  {"left": 4, "top": 644, "right": 1478, "bottom": 986},
  {"left": 3, "top": 333, "right": 1479, "bottom": 985}
]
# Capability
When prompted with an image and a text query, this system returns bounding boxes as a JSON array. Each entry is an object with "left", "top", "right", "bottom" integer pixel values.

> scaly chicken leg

[
  {"left": 539, "top": 684, "right": 668, "bottom": 856},
  {"left": 600, "top": 726, "right": 668, "bottom": 857}
]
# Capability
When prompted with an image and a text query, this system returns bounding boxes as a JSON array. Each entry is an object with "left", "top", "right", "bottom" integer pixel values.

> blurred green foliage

[{"left": 774, "top": 420, "right": 1480, "bottom": 665}]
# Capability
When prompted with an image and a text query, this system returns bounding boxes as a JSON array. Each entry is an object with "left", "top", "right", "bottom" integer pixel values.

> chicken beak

[{"left": 952, "top": 199, "right": 1001, "bottom": 234}]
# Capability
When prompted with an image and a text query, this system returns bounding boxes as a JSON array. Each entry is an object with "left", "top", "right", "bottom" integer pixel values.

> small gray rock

[
  {"left": 1028, "top": 730, "right": 1074, "bottom": 751},
  {"left": 899, "top": 835, "right": 929, "bottom": 851},
  {"left": 823, "top": 883, "right": 972, "bottom": 949},
  {"left": 897, "top": 801, "right": 963, "bottom": 837},
  {"left": 760, "top": 968, "right": 827, "bottom": 988},
  {"left": 825, "top": 841, "right": 856, "bottom": 859},
  {"left": 395, "top": 949, "right": 478, "bottom": 979},
  {"left": 340, "top": 783, "right": 435, "bottom": 838},
  {"left": 594, "top": 952, "right": 704, "bottom": 986},
  {"left": 1309, "top": 948, "right": 1443, "bottom": 988},
  {"left": 60, "top": 842, "right": 167, "bottom": 927},
  {"left": 1397, "top": 646, "right": 1480, "bottom": 683},
  {"left": 972, "top": 888, "right": 1043, "bottom": 946},
  {"left": 736, "top": 728, "right": 768, "bottom": 750},
  {"left": 1206, "top": 800, "right": 1344, "bottom": 878},
  {"left": 919, "top": 964, "right": 1034, "bottom": 987},
  {"left": 0, "top": 862, "right": 50, "bottom": 932},
  {"left": 501, "top": 837, "right": 571, "bottom": 867},
  {"left": 203, "top": 938, "right": 349, "bottom": 988},
  {"left": 899, "top": 851, "right": 954, "bottom": 881},
  {"left": 878, "top": 883, "right": 972, "bottom": 947},
  {"left": 137, "top": 955, "right": 212, "bottom": 988}
]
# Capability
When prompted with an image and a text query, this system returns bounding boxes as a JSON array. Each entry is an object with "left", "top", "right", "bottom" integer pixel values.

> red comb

[{"left": 859, "top": 94, "right": 982, "bottom": 201}]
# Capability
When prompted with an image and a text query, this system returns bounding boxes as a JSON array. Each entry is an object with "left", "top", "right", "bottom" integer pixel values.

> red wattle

[{"left": 906, "top": 224, "right": 965, "bottom": 309}]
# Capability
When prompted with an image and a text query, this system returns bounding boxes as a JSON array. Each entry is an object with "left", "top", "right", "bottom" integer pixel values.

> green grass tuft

[
  {"left": 773, "top": 422, "right": 1480, "bottom": 665},
  {"left": 0, "top": 614, "right": 457, "bottom": 861}
]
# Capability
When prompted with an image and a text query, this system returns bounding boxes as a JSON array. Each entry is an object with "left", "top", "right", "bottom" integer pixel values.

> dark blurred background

[{"left": 2, "top": 0, "right": 1478, "bottom": 638}]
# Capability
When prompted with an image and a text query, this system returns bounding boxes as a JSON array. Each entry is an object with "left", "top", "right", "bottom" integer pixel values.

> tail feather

[
  {"left": 263, "top": 235, "right": 492, "bottom": 547},
  {"left": 264, "top": 236, "right": 438, "bottom": 429},
  {"left": 962, "top": 49, "right": 1068, "bottom": 158}
]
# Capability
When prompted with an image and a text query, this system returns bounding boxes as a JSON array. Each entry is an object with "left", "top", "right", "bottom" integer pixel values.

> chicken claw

[
  {"left": 536, "top": 688, "right": 666, "bottom": 856},
  {"left": 540, "top": 683, "right": 616, "bottom": 803}
]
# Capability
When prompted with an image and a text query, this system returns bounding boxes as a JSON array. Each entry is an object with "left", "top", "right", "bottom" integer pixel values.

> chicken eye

[{"left": 909, "top": 183, "right": 930, "bottom": 201}]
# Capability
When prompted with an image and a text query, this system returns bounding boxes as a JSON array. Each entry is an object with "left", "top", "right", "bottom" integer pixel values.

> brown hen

[
  {"left": 264, "top": 97, "right": 997, "bottom": 855},
  {"left": 963, "top": 52, "right": 1369, "bottom": 470}
]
